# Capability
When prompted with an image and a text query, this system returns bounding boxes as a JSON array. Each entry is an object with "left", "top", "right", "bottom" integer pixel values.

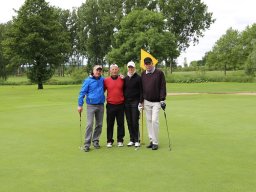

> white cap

[
  {"left": 127, "top": 61, "right": 135, "bottom": 68},
  {"left": 93, "top": 65, "right": 102, "bottom": 71}
]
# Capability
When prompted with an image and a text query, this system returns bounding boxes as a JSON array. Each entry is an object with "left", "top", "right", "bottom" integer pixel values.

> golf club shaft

[
  {"left": 79, "top": 112, "right": 83, "bottom": 149},
  {"left": 141, "top": 109, "right": 144, "bottom": 144},
  {"left": 164, "top": 111, "right": 171, "bottom": 151}
]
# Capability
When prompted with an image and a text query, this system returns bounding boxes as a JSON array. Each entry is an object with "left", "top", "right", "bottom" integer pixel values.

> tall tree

[
  {"left": 77, "top": 0, "right": 123, "bottom": 73},
  {"left": 0, "top": 23, "right": 9, "bottom": 80},
  {"left": 158, "top": 0, "right": 214, "bottom": 51},
  {"left": 245, "top": 40, "right": 256, "bottom": 76},
  {"left": 205, "top": 28, "right": 241, "bottom": 75},
  {"left": 2, "top": 0, "right": 71, "bottom": 89},
  {"left": 158, "top": 0, "right": 214, "bottom": 71},
  {"left": 240, "top": 24, "right": 256, "bottom": 62},
  {"left": 77, "top": 0, "right": 214, "bottom": 73},
  {"left": 107, "top": 9, "right": 178, "bottom": 66}
]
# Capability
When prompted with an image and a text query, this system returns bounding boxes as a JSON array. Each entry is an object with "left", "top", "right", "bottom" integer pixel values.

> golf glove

[
  {"left": 138, "top": 103, "right": 143, "bottom": 111},
  {"left": 160, "top": 101, "right": 166, "bottom": 111}
]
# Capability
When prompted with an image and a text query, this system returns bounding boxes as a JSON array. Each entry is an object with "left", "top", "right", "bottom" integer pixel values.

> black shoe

[
  {"left": 146, "top": 142, "right": 153, "bottom": 148},
  {"left": 152, "top": 144, "right": 158, "bottom": 150},
  {"left": 93, "top": 141, "right": 100, "bottom": 149},
  {"left": 84, "top": 146, "right": 90, "bottom": 152}
]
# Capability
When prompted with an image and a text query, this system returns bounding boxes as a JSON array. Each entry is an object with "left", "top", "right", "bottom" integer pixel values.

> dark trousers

[
  {"left": 106, "top": 103, "right": 125, "bottom": 143},
  {"left": 125, "top": 100, "right": 140, "bottom": 143}
]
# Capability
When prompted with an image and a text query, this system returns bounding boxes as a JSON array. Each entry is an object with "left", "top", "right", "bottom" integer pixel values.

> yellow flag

[{"left": 140, "top": 49, "right": 158, "bottom": 70}]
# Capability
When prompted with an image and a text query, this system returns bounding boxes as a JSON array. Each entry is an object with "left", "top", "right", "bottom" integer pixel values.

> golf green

[{"left": 0, "top": 85, "right": 255, "bottom": 192}]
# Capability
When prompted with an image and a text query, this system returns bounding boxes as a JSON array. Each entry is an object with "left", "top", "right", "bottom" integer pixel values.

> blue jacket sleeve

[{"left": 78, "top": 79, "right": 89, "bottom": 107}]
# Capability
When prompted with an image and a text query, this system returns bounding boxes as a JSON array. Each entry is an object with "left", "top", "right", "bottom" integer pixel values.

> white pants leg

[{"left": 144, "top": 100, "right": 161, "bottom": 145}]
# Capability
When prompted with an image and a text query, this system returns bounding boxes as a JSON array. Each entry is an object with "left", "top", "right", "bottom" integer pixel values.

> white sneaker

[
  {"left": 106, "top": 142, "right": 112, "bottom": 148},
  {"left": 117, "top": 142, "right": 124, "bottom": 147},
  {"left": 135, "top": 142, "right": 140, "bottom": 147},
  {"left": 127, "top": 141, "right": 134, "bottom": 147}
]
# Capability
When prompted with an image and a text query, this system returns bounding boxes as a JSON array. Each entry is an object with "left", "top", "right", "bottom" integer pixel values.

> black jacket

[{"left": 123, "top": 73, "right": 143, "bottom": 102}]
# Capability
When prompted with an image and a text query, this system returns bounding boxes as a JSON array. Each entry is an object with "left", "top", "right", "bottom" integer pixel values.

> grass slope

[{"left": 0, "top": 85, "right": 255, "bottom": 192}]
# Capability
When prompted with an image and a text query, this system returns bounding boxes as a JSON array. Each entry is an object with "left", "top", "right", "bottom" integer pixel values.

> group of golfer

[{"left": 77, "top": 57, "right": 166, "bottom": 152}]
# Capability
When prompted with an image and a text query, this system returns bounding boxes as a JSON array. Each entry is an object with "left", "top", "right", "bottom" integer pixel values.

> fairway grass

[{"left": 0, "top": 85, "right": 255, "bottom": 192}]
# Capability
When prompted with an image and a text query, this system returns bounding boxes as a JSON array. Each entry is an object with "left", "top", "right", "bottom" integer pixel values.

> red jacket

[{"left": 104, "top": 76, "right": 124, "bottom": 104}]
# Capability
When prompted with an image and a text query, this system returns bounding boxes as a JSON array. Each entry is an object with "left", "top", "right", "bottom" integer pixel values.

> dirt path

[{"left": 167, "top": 92, "right": 256, "bottom": 96}]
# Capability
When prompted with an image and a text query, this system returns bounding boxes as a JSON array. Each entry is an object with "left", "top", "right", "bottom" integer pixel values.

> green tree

[
  {"left": 245, "top": 39, "right": 256, "bottom": 76},
  {"left": 77, "top": 0, "right": 123, "bottom": 74},
  {"left": 107, "top": 9, "right": 178, "bottom": 67},
  {"left": 158, "top": 0, "right": 214, "bottom": 50},
  {"left": 0, "top": 23, "right": 9, "bottom": 80},
  {"left": 68, "top": 8, "right": 82, "bottom": 67},
  {"left": 77, "top": 0, "right": 214, "bottom": 74},
  {"left": 240, "top": 24, "right": 256, "bottom": 62},
  {"left": 205, "top": 28, "right": 241, "bottom": 75},
  {"left": 158, "top": 0, "right": 215, "bottom": 69},
  {"left": 2, "top": 0, "right": 71, "bottom": 89}
]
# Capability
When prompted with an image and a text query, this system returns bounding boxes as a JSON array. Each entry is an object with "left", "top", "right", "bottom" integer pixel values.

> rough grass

[{"left": 0, "top": 85, "right": 255, "bottom": 192}]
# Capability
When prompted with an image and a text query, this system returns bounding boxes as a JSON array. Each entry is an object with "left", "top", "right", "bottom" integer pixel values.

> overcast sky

[{"left": 1, "top": 0, "right": 255, "bottom": 65}]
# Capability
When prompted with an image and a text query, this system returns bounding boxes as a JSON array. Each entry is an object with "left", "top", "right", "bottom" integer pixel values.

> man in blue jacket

[{"left": 78, "top": 65, "right": 105, "bottom": 152}]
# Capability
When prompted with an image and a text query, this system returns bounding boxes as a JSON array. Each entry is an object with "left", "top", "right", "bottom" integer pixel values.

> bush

[
  {"left": 70, "top": 67, "right": 88, "bottom": 82},
  {"left": 166, "top": 71, "right": 256, "bottom": 83}
]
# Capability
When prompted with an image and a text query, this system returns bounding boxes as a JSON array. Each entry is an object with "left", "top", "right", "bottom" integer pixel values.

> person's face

[
  {"left": 93, "top": 68, "right": 102, "bottom": 78},
  {"left": 110, "top": 66, "right": 119, "bottom": 76},
  {"left": 144, "top": 61, "right": 153, "bottom": 71},
  {"left": 128, "top": 66, "right": 135, "bottom": 73}
]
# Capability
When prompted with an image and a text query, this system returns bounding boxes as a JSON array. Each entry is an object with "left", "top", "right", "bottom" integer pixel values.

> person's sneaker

[
  {"left": 146, "top": 142, "right": 153, "bottom": 148},
  {"left": 117, "top": 142, "right": 124, "bottom": 147},
  {"left": 83, "top": 146, "right": 90, "bottom": 152},
  {"left": 134, "top": 142, "right": 140, "bottom": 147},
  {"left": 106, "top": 142, "right": 112, "bottom": 148},
  {"left": 127, "top": 141, "right": 134, "bottom": 147},
  {"left": 152, "top": 144, "right": 158, "bottom": 150},
  {"left": 93, "top": 141, "right": 100, "bottom": 149}
]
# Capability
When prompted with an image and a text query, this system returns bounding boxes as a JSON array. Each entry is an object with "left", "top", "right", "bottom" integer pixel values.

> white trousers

[{"left": 144, "top": 100, "right": 161, "bottom": 145}]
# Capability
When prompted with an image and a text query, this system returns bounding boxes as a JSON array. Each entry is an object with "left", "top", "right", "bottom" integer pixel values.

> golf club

[
  {"left": 79, "top": 112, "right": 83, "bottom": 151},
  {"left": 135, "top": 108, "right": 143, "bottom": 151},
  {"left": 163, "top": 110, "right": 172, "bottom": 151}
]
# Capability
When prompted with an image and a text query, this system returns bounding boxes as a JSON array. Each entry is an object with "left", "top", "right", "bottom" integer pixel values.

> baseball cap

[
  {"left": 144, "top": 57, "right": 152, "bottom": 64},
  {"left": 93, "top": 65, "right": 102, "bottom": 71},
  {"left": 127, "top": 61, "right": 135, "bottom": 68}
]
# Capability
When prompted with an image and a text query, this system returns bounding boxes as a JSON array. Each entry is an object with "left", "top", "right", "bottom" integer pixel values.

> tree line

[
  {"left": 0, "top": 0, "right": 214, "bottom": 89},
  {"left": 189, "top": 26, "right": 256, "bottom": 76}
]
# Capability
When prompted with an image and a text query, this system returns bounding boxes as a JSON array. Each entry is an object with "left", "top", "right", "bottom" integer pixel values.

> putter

[{"left": 163, "top": 110, "right": 172, "bottom": 151}]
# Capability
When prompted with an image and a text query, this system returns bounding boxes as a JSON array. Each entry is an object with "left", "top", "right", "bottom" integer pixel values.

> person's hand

[
  {"left": 78, "top": 106, "right": 83, "bottom": 114},
  {"left": 119, "top": 74, "right": 125, "bottom": 79},
  {"left": 138, "top": 103, "right": 143, "bottom": 111},
  {"left": 160, "top": 101, "right": 166, "bottom": 111}
]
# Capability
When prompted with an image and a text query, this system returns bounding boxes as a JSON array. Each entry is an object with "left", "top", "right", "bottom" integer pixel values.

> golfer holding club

[
  {"left": 77, "top": 65, "right": 105, "bottom": 152},
  {"left": 140, "top": 57, "right": 166, "bottom": 150}
]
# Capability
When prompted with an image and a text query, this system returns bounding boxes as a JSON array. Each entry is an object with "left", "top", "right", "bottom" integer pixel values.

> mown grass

[{"left": 0, "top": 85, "right": 255, "bottom": 192}]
